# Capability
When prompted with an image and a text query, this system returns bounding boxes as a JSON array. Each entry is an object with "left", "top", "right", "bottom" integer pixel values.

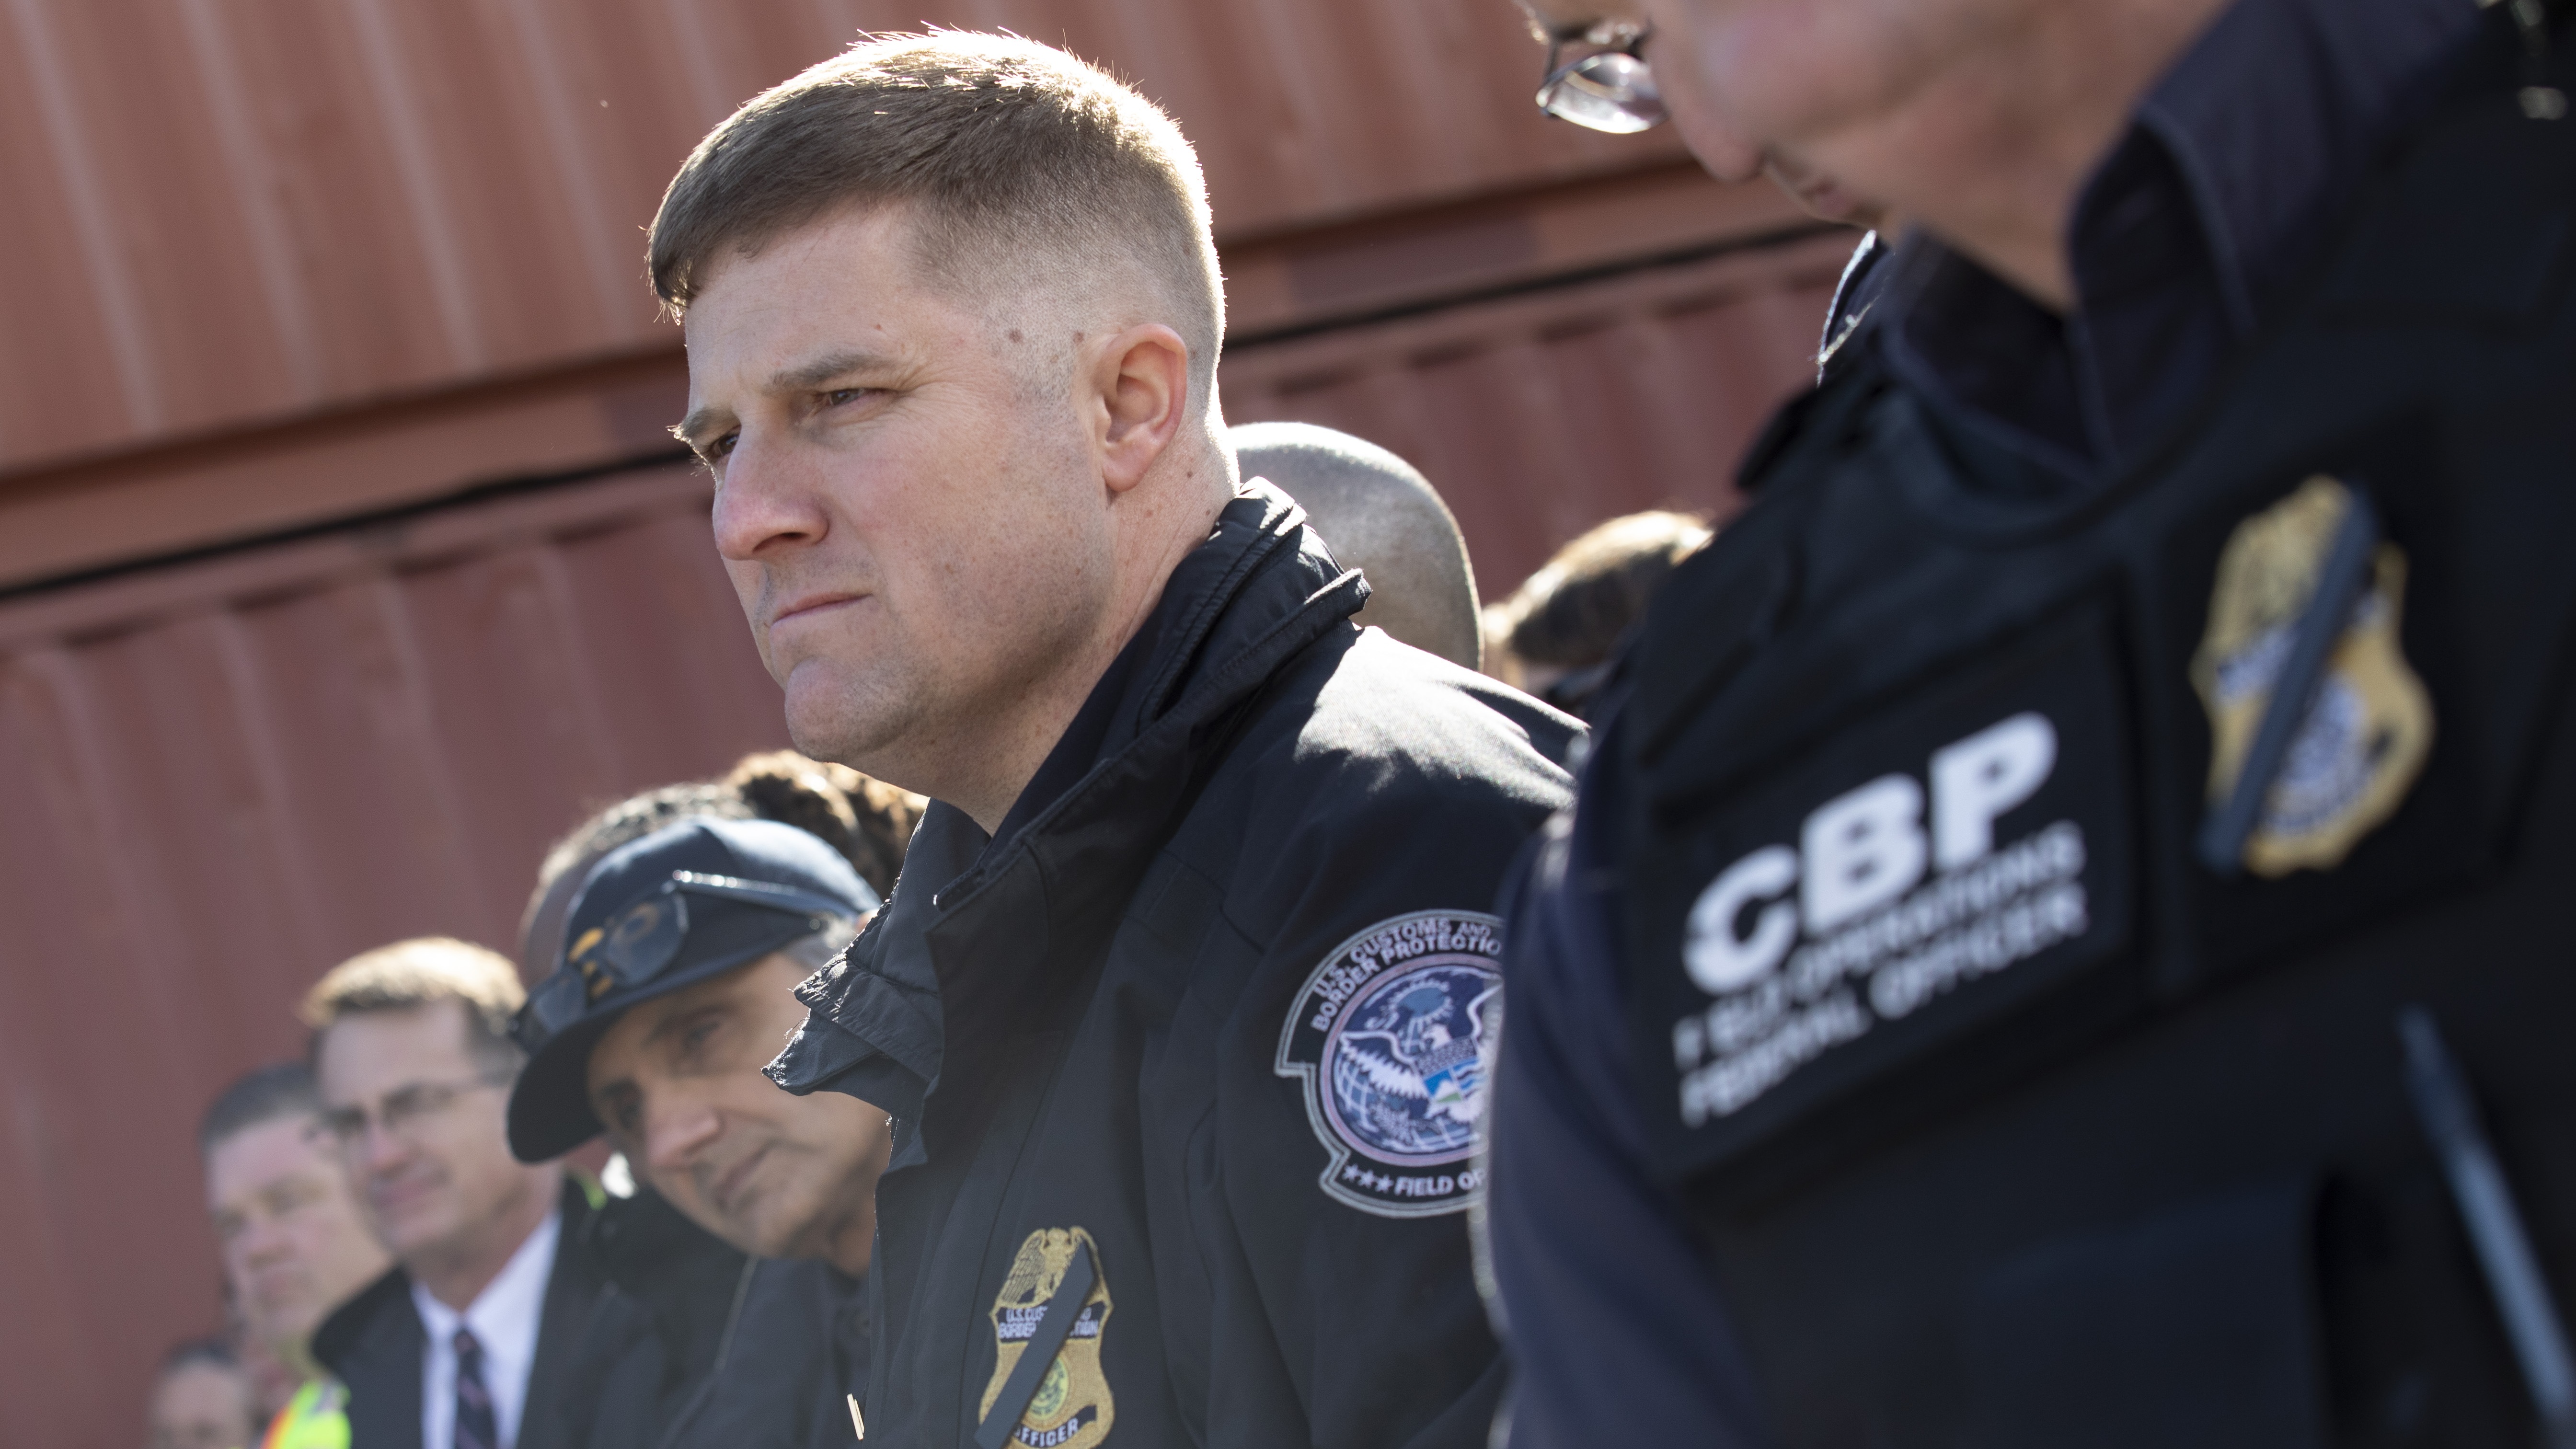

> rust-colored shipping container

[
  {"left": 1228, "top": 234, "right": 1847, "bottom": 589},
  {"left": 0, "top": 0, "right": 1855, "bottom": 1441},
  {"left": 0, "top": 0, "right": 1680, "bottom": 476}
]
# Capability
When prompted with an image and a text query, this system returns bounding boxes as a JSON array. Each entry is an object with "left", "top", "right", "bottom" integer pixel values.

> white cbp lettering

[
  {"left": 1678, "top": 990, "right": 1872, "bottom": 1125},
  {"left": 1684, "top": 845, "right": 1800, "bottom": 994},
  {"left": 1680, "top": 712, "right": 2069, "bottom": 1004},
  {"left": 1673, "top": 1015, "right": 1707, "bottom": 1071},
  {"left": 1867, "top": 880, "right": 2089, "bottom": 1019},
  {"left": 1801, "top": 774, "right": 1926, "bottom": 933},
  {"left": 1783, "top": 822, "right": 2085, "bottom": 1000},
  {"left": 1930, "top": 712, "right": 2058, "bottom": 871},
  {"left": 1668, "top": 712, "right": 2091, "bottom": 1121}
]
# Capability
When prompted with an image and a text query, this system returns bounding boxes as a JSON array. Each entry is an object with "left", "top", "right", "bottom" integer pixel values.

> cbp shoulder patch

[
  {"left": 1275, "top": 910, "right": 1503, "bottom": 1218},
  {"left": 2191, "top": 476, "right": 2433, "bottom": 875}
]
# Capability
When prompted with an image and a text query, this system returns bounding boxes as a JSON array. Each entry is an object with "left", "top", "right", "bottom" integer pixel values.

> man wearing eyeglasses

[
  {"left": 305, "top": 938, "right": 612, "bottom": 1449},
  {"left": 504, "top": 816, "right": 888, "bottom": 1449},
  {"left": 1486, "top": 0, "right": 2576, "bottom": 1445}
]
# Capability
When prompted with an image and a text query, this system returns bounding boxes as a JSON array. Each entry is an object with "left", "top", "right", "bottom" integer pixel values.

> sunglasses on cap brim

[{"left": 524, "top": 870, "right": 874, "bottom": 1041}]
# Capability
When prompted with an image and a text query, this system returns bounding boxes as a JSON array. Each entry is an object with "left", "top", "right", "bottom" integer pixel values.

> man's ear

[{"left": 1094, "top": 324, "right": 1192, "bottom": 494}]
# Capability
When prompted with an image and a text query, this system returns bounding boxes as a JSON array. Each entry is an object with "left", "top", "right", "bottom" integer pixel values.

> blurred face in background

[
  {"left": 1519, "top": 0, "right": 2232, "bottom": 309},
  {"left": 1518, "top": 0, "right": 1981, "bottom": 212},
  {"left": 587, "top": 953, "right": 894, "bottom": 1275},
  {"left": 205, "top": 1115, "right": 391, "bottom": 1370},
  {"left": 315, "top": 1002, "right": 556, "bottom": 1278},
  {"left": 147, "top": 1357, "right": 257, "bottom": 1449}
]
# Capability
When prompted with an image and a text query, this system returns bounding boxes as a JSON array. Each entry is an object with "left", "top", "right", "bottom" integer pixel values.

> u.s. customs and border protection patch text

[
  {"left": 980, "top": 1228, "right": 1114, "bottom": 1449},
  {"left": 1276, "top": 910, "right": 1504, "bottom": 1218},
  {"left": 2192, "top": 476, "right": 2433, "bottom": 875}
]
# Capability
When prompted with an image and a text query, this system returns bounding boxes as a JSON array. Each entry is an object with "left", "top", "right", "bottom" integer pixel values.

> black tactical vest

[{"left": 1617, "top": 19, "right": 2576, "bottom": 1448}]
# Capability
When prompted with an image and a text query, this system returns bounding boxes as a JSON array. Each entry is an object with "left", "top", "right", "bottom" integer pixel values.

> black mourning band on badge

[
  {"left": 975, "top": 1238, "right": 1098, "bottom": 1449},
  {"left": 2196, "top": 486, "right": 2383, "bottom": 876}
]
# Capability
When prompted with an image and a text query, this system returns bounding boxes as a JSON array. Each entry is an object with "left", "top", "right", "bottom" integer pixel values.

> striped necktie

[{"left": 454, "top": 1327, "right": 499, "bottom": 1449}]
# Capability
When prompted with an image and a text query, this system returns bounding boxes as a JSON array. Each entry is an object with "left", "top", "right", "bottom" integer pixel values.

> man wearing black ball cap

[{"left": 507, "top": 817, "right": 887, "bottom": 1448}]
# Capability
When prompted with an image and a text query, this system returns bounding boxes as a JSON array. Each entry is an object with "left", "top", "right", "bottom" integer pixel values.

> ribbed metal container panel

[
  {"left": 0, "top": 463, "right": 792, "bottom": 1443},
  {"left": 0, "top": 0, "right": 1674, "bottom": 476},
  {"left": 1228, "top": 234, "right": 1849, "bottom": 590}
]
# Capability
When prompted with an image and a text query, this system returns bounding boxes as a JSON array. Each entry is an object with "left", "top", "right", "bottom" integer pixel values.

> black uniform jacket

[
  {"left": 769, "top": 482, "right": 1578, "bottom": 1449},
  {"left": 1556, "top": 9, "right": 2576, "bottom": 1444},
  {"left": 314, "top": 1180, "right": 611, "bottom": 1449},
  {"left": 548, "top": 1181, "right": 866, "bottom": 1449}
]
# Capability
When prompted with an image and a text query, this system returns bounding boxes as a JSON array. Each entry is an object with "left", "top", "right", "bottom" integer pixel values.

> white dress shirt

[{"left": 412, "top": 1207, "right": 561, "bottom": 1449}]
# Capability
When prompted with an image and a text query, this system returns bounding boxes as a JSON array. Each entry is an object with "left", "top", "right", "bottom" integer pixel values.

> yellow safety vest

[{"left": 258, "top": 1380, "right": 348, "bottom": 1449}]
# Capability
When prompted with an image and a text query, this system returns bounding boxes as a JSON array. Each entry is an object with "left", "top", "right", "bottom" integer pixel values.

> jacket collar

[{"left": 767, "top": 481, "right": 1366, "bottom": 1166}]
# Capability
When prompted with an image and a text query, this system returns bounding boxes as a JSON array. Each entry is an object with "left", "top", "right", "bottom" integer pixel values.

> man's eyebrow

[
  {"left": 770, "top": 348, "right": 899, "bottom": 393},
  {"left": 673, "top": 402, "right": 732, "bottom": 450},
  {"left": 644, "top": 999, "right": 718, "bottom": 1049},
  {"left": 670, "top": 348, "right": 902, "bottom": 448}
]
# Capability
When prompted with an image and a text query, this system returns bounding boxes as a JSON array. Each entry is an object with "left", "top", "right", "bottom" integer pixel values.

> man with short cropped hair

[
  {"left": 1232, "top": 421, "right": 1487, "bottom": 670},
  {"left": 201, "top": 1063, "right": 391, "bottom": 1449},
  {"left": 306, "top": 939, "right": 610, "bottom": 1449},
  {"left": 658, "top": 32, "right": 1576, "bottom": 1449}
]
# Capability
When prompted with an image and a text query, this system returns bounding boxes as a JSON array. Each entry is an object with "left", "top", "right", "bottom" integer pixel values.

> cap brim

[
  {"left": 507, "top": 1010, "right": 620, "bottom": 1162},
  {"left": 505, "top": 933, "right": 803, "bottom": 1162}
]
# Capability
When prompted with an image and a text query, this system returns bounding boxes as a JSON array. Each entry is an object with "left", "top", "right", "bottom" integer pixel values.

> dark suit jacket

[{"left": 314, "top": 1180, "right": 612, "bottom": 1449}]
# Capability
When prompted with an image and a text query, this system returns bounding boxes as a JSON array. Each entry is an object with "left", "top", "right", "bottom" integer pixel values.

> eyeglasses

[
  {"left": 523, "top": 871, "right": 869, "bottom": 1040},
  {"left": 1534, "top": 21, "right": 1668, "bottom": 134},
  {"left": 321, "top": 1075, "right": 510, "bottom": 1150}
]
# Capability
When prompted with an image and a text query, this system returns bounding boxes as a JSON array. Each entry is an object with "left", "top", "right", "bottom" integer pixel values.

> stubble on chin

[{"left": 783, "top": 653, "right": 926, "bottom": 776}]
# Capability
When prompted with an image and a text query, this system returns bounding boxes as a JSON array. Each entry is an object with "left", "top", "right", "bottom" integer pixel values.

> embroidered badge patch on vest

[
  {"left": 979, "top": 1228, "right": 1114, "bottom": 1449},
  {"left": 2192, "top": 476, "right": 2433, "bottom": 876},
  {"left": 1276, "top": 910, "right": 1503, "bottom": 1218}
]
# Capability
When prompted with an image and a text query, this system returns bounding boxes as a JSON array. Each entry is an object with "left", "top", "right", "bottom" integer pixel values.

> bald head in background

[{"left": 1231, "top": 422, "right": 1483, "bottom": 670}]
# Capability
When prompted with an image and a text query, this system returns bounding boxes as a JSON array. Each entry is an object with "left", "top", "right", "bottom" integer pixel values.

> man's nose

[
  {"left": 356, "top": 1119, "right": 413, "bottom": 1175},
  {"left": 711, "top": 431, "right": 829, "bottom": 564},
  {"left": 239, "top": 1212, "right": 291, "bottom": 1261},
  {"left": 642, "top": 1095, "right": 723, "bottom": 1183}
]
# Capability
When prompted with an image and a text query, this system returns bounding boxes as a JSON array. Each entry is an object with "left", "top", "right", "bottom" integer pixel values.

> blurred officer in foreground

[
  {"left": 307, "top": 941, "right": 609, "bottom": 1449},
  {"left": 201, "top": 1064, "right": 392, "bottom": 1449},
  {"left": 656, "top": 32, "right": 1576, "bottom": 1449},
  {"left": 508, "top": 817, "right": 890, "bottom": 1448},
  {"left": 1487, "top": 0, "right": 2576, "bottom": 1444},
  {"left": 1487, "top": 510, "right": 1711, "bottom": 719},
  {"left": 1231, "top": 421, "right": 1487, "bottom": 670}
]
